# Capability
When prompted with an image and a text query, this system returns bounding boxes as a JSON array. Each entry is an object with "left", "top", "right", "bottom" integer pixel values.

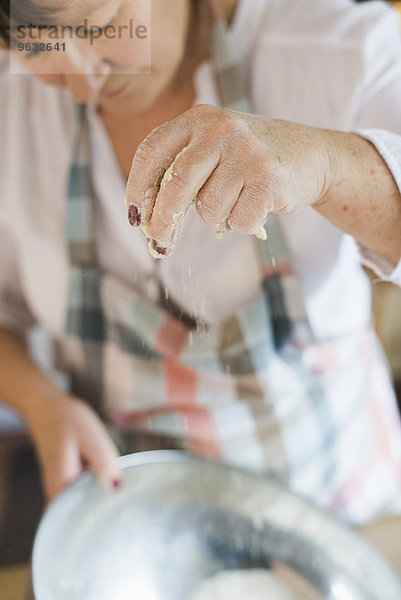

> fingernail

[
  {"left": 150, "top": 239, "right": 168, "bottom": 258},
  {"left": 112, "top": 478, "right": 121, "bottom": 490},
  {"left": 128, "top": 203, "right": 141, "bottom": 227},
  {"left": 151, "top": 239, "right": 168, "bottom": 255}
]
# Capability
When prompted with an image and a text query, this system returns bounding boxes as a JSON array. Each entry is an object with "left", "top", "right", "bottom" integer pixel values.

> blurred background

[{"left": 0, "top": 1, "right": 401, "bottom": 599}]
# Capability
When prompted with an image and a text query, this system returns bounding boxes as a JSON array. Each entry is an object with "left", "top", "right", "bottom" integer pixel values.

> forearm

[
  {"left": 316, "top": 131, "right": 401, "bottom": 267},
  {"left": 0, "top": 325, "right": 65, "bottom": 421}
]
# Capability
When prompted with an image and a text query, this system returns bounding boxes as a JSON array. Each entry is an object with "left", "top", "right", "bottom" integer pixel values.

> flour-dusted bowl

[{"left": 33, "top": 450, "right": 401, "bottom": 600}]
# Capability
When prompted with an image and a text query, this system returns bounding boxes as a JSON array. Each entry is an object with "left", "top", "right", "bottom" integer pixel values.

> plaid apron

[{"left": 60, "top": 22, "right": 401, "bottom": 524}]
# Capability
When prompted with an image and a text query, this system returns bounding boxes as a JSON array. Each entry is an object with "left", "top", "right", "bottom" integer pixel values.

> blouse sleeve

[{"left": 351, "top": 4, "right": 401, "bottom": 285}]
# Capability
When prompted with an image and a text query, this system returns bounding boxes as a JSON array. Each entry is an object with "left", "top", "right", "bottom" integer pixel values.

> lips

[{"left": 102, "top": 80, "right": 130, "bottom": 99}]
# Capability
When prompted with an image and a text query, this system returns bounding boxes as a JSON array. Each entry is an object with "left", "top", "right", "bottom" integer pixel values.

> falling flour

[{"left": 129, "top": 199, "right": 268, "bottom": 258}]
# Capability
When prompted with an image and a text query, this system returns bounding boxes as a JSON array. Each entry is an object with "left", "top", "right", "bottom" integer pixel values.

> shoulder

[
  {"left": 0, "top": 51, "right": 72, "bottom": 221},
  {"left": 243, "top": 0, "right": 401, "bottom": 125},
  {"left": 256, "top": 0, "right": 400, "bottom": 48},
  {"left": 0, "top": 49, "right": 72, "bottom": 155},
  {"left": 0, "top": 50, "right": 72, "bottom": 136},
  {"left": 244, "top": 0, "right": 401, "bottom": 75}
]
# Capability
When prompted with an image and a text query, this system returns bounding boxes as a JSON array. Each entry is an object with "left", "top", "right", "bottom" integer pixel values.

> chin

[
  {"left": 100, "top": 84, "right": 160, "bottom": 114},
  {"left": 99, "top": 94, "right": 153, "bottom": 113}
]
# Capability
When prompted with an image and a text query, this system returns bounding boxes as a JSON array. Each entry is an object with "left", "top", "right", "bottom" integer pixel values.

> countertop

[{"left": 359, "top": 516, "right": 401, "bottom": 574}]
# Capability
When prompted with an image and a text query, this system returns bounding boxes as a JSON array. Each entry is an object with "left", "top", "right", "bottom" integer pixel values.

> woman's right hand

[{"left": 25, "top": 393, "right": 122, "bottom": 502}]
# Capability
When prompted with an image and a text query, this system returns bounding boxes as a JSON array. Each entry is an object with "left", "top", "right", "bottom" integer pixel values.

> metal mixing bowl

[{"left": 32, "top": 451, "right": 401, "bottom": 600}]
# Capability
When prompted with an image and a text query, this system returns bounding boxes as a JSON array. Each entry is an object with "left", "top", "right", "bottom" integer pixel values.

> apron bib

[{"left": 60, "top": 23, "right": 401, "bottom": 523}]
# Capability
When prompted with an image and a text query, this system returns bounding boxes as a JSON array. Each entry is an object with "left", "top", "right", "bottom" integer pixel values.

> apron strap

[
  {"left": 210, "top": 21, "right": 252, "bottom": 113},
  {"left": 209, "top": 18, "right": 314, "bottom": 347},
  {"left": 66, "top": 102, "right": 97, "bottom": 266}
]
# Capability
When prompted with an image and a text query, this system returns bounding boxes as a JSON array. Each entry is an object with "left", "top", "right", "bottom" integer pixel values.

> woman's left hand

[{"left": 126, "top": 104, "right": 333, "bottom": 256}]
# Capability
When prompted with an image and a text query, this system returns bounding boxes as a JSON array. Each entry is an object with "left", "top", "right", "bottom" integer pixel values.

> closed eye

[
  {"left": 22, "top": 11, "right": 118, "bottom": 58},
  {"left": 81, "top": 13, "right": 118, "bottom": 36}
]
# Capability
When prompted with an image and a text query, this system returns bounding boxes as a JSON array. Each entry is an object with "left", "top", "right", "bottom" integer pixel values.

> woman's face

[{"left": 11, "top": 0, "right": 192, "bottom": 112}]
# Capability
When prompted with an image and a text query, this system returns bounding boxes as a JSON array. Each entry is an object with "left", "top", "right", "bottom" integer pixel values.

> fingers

[
  {"left": 196, "top": 161, "right": 244, "bottom": 235},
  {"left": 42, "top": 439, "right": 82, "bottom": 503},
  {"left": 126, "top": 113, "right": 192, "bottom": 228},
  {"left": 227, "top": 181, "right": 271, "bottom": 235},
  {"left": 146, "top": 141, "right": 221, "bottom": 255},
  {"left": 38, "top": 401, "right": 121, "bottom": 502},
  {"left": 79, "top": 413, "right": 122, "bottom": 492},
  {"left": 125, "top": 105, "right": 279, "bottom": 254}
]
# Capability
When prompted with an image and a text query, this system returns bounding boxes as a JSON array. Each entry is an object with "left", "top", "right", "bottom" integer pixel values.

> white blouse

[{"left": 0, "top": 0, "right": 401, "bottom": 343}]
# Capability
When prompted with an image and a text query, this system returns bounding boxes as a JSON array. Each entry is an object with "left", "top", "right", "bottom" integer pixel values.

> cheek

[
  {"left": 100, "top": 36, "right": 150, "bottom": 71},
  {"left": 101, "top": 29, "right": 186, "bottom": 81},
  {"left": 99, "top": 2, "right": 151, "bottom": 72},
  {"left": 149, "top": 0, "right": 189, "bottom": 74},
  {"left": 147, "top": 28, "right": 188, "bottom": 91},
  {"left": 99, "top": 0, "right": 188, "bottom": 76}
]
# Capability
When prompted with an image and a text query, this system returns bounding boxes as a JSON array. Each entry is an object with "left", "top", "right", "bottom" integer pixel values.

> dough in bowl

[{"left": 190, "top": 569, "right": 307, "bottom": 600}]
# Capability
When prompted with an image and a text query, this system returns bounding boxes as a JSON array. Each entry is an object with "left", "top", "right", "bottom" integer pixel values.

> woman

[{"left": 0, "top": 0, "right": 401, "bottom": 525}]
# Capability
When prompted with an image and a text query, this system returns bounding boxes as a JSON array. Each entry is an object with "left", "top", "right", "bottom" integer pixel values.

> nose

[{"left": 59, "top": 42, "right": 112, "bottom": 102}]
